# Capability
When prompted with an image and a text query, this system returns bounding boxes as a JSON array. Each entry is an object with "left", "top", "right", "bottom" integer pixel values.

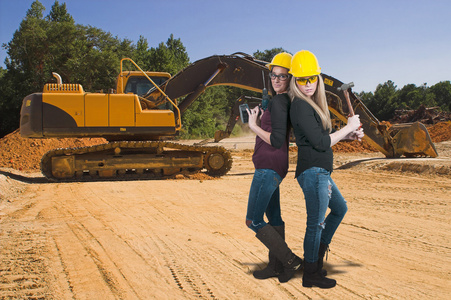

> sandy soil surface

[{"left": 1, "top": 136, "right": 450, "bottom": 299}]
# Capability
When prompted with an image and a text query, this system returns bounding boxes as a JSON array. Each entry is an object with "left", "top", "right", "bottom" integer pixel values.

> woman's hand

[
  {"left": 346, "top": 115, "right": 361, "bottom": 131},
  {"left": 247, "top": 106, "right": 262, "bottom": 130},
  {"left": 330, "top": 115, "right": 363, "bottom": 146},
  {"left": 247, "top": 106, "right": 271, "bottom": 144},
  {"left": 344, "top": 128, "right": 364, "bottom": 141}
]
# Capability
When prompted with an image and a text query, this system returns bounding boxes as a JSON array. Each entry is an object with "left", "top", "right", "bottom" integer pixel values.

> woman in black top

[
  {"left": 289, "top": 50, "right": 363, "bottom": 288},
  {"left": 245, "top": 52, "right": 302, "bottom": 283}
]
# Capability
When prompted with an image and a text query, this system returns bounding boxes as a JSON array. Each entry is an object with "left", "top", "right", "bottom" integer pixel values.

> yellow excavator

[{"left": 20, "top": 53, "right": 438, "bottom": 182}]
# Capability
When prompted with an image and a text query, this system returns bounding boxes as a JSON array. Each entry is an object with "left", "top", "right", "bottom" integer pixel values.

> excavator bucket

[{"left": 391, "top": 122, "right": 438, "bottom": 158}]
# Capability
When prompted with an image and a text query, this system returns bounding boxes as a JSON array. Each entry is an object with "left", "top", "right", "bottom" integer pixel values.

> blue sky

[{"left": 0, "top": 0, "right": 449, "bottom": 93}]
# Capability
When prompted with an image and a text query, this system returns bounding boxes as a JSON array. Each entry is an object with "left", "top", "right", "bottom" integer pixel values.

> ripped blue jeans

[
  {"left": 246, "top": 169, "right": 284, "bottom": 233},
  {"left": 297, "top": 167, "right": 347, "bottom": 263}
]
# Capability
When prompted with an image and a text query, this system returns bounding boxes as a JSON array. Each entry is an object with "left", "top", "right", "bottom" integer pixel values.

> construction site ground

[{"left": 0, "top": 122, "right": 450, "bottom": 299}]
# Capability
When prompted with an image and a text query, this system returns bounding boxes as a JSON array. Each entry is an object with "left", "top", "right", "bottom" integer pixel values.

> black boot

[
  {"left": 253, "top": 225, "right": 284, "bottom": 279},
  {"left": 256, "top": 225, "right": 302, "bottom": 283},
  {"left": 302, "top": 261, "right": 336, "bottom": 289},
  {"left": 318, "top": 242, "right": 329, "bottom": 276}
]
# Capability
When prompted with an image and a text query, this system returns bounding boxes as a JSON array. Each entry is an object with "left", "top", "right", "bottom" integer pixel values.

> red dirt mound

[
  {"left": 291, "top": 139, "right": 377, "bottom": 154},
  {"left": 332, "top": 140, "right": 378, "bottom": 153},
  {"left": 0, "top": 129, "right": 106, "bottom": 172},
  {"left": 428, "top": 121, "right": 451, "bottom": 143}
]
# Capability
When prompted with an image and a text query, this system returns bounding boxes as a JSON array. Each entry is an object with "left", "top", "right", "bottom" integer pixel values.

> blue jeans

[
  {"left": 246, "top": 169, "right": 284, "bottom": 233},
  {"left": 297, "top": 167, "right": 347, "bottom": 263}
]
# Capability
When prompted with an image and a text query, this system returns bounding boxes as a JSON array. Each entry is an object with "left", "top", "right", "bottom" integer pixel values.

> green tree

[
  {"left": 0, "top": 67, "right": 17, "bottom": 136},
  {"left": 181, "top": 86, "right": 229, "bottom": 138},
  {"left": 397, "top": 84, "right": 420, "bottom": 110},
  {"left": 398, "top": 83, "right": 437, "bottom": 109},
  {"left": 43, "top": 1, "right": 77, "bottom": 83},
  {"left": 359, "top": 80, "right": 450, "bottom": 121},
  {"left": 47, "top": 0, "right": 73, "bottom": 22},
  {"left": 165, "top": 34, "right": 190, "bottom": 74},
  {"left": 65, "top": 25, "right": 134, "bottom": 91},
  {"left": 0, "top": 0, "right": 136, "bottom": 137},
  {"left": 362, "top": 80, "right": 398, "bottom": 120},
  {"left": 133, "top": 35, "right": 151, "bottom": 70},
  {"left": 147, "top": 34, "right": 190, "bottom": 75},
  {"left": 5, "top": 0, "right": 48, "bottom": 93},
  {"left": 128, "top": 34, "right": 189, "bottom": 76},
  {"left": 1, "top": 1, "right": 48, "bottom": 137},
  {"left": 429, "top": 81, "right": 451, "bottom": 111}
]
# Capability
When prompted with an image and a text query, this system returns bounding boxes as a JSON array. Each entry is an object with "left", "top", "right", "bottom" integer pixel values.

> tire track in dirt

[
  {"left": 43, "top": 185, "right": 130, "bottom": 299},
  {"left": 144, "top": 183, "right": 308, "bottom": 300},
  {"left": 47, "top": 234, "right": 74, "bottom": 298},
  {"left": 0, "top": 225, "right": 51, "bottom": 299},
  {"left": 22, "top": 183, "right": 160, "bottom": 299},
  {"left": 63, "top": 220, "right": 132, "bottom": 299},
  {"left": 0, "top": 184, "right": 62, "bottom": 299},
  {"left": 79, "top": 182, "right": 226, "bottom": 299},
  {"left": 59, "top": 183, "right": 173, "bottom": 299},
  {"left": 53, "top": 182, "right": 208, "bottom": 299},
  {"left": 73, "top": 181, "right": 306, "bottom": 299}
]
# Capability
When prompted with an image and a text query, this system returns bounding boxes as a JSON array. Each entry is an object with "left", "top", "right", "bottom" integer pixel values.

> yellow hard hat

[
  {"left": 289, "top": 50, "right": 321, "bottom": 77},
  {"left": 266, "top": 52, "right": 292, "bottom": 70}
]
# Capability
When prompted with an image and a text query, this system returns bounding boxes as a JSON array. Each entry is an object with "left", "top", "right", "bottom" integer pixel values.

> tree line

[
  {"left": 358, "top": 80, "right": 450, "bottom": 121},
  {"left": 0, "top": 0, "right": 449, "bottom": 138}
]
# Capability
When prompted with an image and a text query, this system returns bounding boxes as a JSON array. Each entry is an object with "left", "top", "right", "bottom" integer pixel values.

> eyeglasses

[
  {"left": 269, "top": 72, "right": 290, "bottom": 81},
  {"left": 296, "top": 75, "right": 318, "bottom": 85}
]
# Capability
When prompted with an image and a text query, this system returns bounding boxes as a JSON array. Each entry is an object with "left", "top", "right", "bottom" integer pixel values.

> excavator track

[{"left": 41, "top": 141, "right": 232, "bottom": 182}]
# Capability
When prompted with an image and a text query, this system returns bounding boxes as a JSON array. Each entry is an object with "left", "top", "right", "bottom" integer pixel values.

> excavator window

[{"left": 125, "top": 76, "right": 167, "bottom": 96}]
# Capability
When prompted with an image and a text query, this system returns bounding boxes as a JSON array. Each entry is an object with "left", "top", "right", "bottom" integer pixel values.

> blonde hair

[{"left": 289, "top": 75, "right": 331, "bottom": 132}]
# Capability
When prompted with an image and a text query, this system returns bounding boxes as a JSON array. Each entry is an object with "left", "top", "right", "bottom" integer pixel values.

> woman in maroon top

[{"left": 245, "top": 52, "right": 302, "bottom": 283}]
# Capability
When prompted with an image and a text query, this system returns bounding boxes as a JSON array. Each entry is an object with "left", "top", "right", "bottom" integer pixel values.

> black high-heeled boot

[
  {"left": 256, "top": 225, "right": 302, "bottom": 283},
  {"left": 253, "top": 225, "right": 284, "bottom": 279}
]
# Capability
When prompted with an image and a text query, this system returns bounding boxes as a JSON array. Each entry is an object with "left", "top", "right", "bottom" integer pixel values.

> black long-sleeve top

[
  {"left": 290, "top": 97, "right": 333, "bottom": 178},
  {"left": 252, "top": 93, "right": 291, "bottom": 179}
]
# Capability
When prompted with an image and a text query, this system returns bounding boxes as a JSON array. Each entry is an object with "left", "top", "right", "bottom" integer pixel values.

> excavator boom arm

[{"left": 143, "top": 53, "right": 270, "bottom": 114}]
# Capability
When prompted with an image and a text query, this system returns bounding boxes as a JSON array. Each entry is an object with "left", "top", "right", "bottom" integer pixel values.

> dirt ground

[{"left": 1, "top": 132, "right": 450, "bottom": 299}]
